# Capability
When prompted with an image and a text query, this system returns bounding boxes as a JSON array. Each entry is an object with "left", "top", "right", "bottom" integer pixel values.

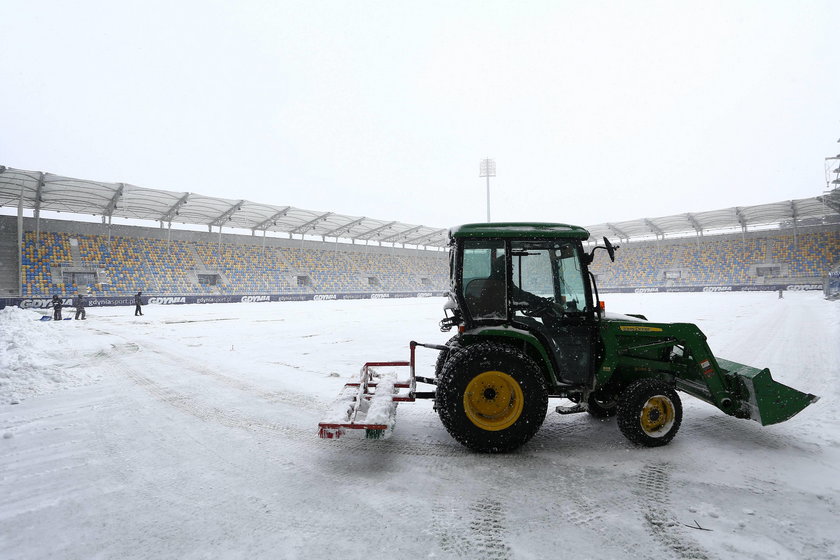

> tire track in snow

[
  {"left": 98, "top": 342, "right": 309, "bottom": 439},
  {"left": 422, "top": 412, "right": 629, "bottom": 558},
  {"left": 135, "top": 339, "right": 325, "bottom": 413},
  {"left": 426, "top": 458, "right": 624, "bottom": 559},
  {"left": 125, "top": 364, "right": 308, "bottom": 438},
  {"left": 85, "top": 402, "right": 313, "bottom": 558},
  {"left": 90, "top": 325, "right": 324, "bottom": 413},
  {"left": 100, "top": 340, "right": 473, "bottom": 464},
  {"left": 89, "top": 345, "right": 335, "bottom": 554},
  {"left": 94, "top": 329, "right": 488, "bottom": 464},
  {"left": 1, "top": 390, "right": 125, "bottom": 525},
  {"left": 87, "top": 325, "right": 543, "bottom": 465},
  {"left": 432, "top": 495, "right": 512, "bottom": 559},
  {"left": 637, "top": 463, "right": 710, "bottom": 560},
  {"left": 88, "top": 325, "right": 340, "bottom": 456},
  {"left": 75, "top": 339, "right": 356, "bottom": 558}
]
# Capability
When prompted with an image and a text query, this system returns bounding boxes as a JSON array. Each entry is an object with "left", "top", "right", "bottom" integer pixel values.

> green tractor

[{"left": 318, "top": 223, "right": 818, "bottom": 453}]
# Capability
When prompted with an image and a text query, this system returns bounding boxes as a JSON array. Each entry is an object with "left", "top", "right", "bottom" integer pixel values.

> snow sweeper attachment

[{"left": 317, "top": 342, "right": 438, "bottom": 440}]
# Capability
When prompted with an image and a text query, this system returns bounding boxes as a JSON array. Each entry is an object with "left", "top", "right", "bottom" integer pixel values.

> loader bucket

[{"left": 717, "top": 358, "right": 819, "bottom": 426}]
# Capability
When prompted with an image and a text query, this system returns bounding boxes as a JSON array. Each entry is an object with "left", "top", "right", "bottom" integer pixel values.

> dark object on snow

[{"left": 134, "top": 291, "right": 143, "bottom": 316}]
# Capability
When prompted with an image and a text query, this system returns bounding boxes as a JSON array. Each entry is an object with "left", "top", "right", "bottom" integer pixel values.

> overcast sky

[{"left": 2, "top": 1, "right": 838, "bottom": 229}]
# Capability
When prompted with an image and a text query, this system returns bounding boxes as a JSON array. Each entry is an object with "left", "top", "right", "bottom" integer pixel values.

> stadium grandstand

[{"left": 1, "top": 166, "right": 838, "bottom": 308}]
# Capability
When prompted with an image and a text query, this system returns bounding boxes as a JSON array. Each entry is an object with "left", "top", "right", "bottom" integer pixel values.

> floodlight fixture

[{"left": 479, "top": 158, "right": 496, "bottom": 222}]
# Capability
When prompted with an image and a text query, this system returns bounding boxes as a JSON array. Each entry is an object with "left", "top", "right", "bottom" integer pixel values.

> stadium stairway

[
  {"left": 187, "top": 243, "right": 204, "bottom": 269},
  {"left": 68, "top": 237, "right": 82, "bottom": 264}
]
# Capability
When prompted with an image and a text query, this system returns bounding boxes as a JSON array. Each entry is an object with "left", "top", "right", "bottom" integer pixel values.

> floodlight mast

[{"left": 479, "top": 158, "right": 496, "bottom": 222}]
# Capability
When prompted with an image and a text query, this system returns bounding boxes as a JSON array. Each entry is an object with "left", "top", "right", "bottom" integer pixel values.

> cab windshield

[{"left": 511, "top": 240, "right": 589, "bottom": 315}]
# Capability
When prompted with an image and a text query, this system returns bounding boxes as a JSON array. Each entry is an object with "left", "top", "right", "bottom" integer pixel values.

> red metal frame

[{"left": 317, "top": 345, "right": 419, "bottom": 439}]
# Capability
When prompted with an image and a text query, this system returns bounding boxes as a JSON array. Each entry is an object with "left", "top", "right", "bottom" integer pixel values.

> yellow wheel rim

[
  {"left": 463, "top": 370, "right": 524, "bottom": 431},
  {"left": 639, "top": 395, "right": 675, "bottom": 437}
]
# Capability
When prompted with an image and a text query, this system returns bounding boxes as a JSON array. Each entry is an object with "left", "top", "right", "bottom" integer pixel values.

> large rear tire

[
  {"left": 436, "top": 342, "right": 548, "bottom": 453},
  {"left": 434, "top": 335, "right": 462, "bottom": 380},
  {"left": 617, "top": 379, "right": 682, "bottom": 447}
]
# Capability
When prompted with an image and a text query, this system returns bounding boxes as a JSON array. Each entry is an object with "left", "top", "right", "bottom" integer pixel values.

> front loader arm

[{"left": 598, "top": 322, "right": 818, "bottom": 425}]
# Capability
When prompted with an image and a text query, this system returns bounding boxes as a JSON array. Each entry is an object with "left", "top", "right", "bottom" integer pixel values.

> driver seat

[{"left": 465, "top": 278, "right": 506, "bottom": 318}]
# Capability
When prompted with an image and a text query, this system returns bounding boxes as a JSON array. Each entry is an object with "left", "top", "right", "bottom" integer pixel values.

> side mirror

[
  {"left": 586, "top": 237, "right": 619, "bottom": 264},
  {"left": 603, "top": 236, "right": 617, "bottom": 262}
]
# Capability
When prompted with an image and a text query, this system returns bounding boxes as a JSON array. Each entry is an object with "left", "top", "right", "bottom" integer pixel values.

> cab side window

[{"left": 461, "top": 241, "right": 506, "bottom": 319}]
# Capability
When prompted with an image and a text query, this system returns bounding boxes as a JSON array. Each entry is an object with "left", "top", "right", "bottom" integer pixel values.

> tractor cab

[{"left": 443, "top": 223, "right": 605, "bottom": 390}]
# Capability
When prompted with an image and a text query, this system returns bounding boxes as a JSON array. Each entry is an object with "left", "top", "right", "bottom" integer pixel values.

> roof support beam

[
  {"left": 790, "top": 200, "right": 799, "bottom": 248},
  {"left": 252, "top": 206, "right": 291, "bottom": 231},
  {"left": 404, "top": 228, "right": 447, "bottom": 247},
  {"left": 32, "top": 173, "right": 46, "bottom": 243},
  {"left": 644, "top": 219, "right": 665, "bottom": 239},
  {"left": 735, "top": 207, "right": 748, "bottom": 232},
  {"left": 685, "top": 212, "right": 703, "bottom": 236},
  {"left": 289, "top": 212, "right": 332, "bottom": 234},
  {"left": 379, "top": 225, "right": 424, "bottom": 243},
  {"left": 33, "top": 173, "right": 46, "bottom": 218},
  {"left": 323, "top": 216, "right": 366, "bottom": 238},
  {"left": 101, "top": 183, "right": 125, "bottom": 225},
  {"left": 605, "top": 223, "right": 629, "bottom": 241},
  {"left": 209, "top": 200, "right": 245, "bottom": 227},
  {"left": 160, "top": 192, "right": 191, "bottom": 223},
  {"left": 354, "top": 221, "right": 397, "bottom": 241}
]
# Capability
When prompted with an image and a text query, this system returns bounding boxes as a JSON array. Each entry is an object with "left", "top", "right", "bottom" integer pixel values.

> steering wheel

[{"left": 522, "top": 296, "right": 558, "bottom": 317}]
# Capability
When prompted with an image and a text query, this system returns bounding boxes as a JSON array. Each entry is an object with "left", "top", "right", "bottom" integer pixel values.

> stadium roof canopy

[
  {"left": 1, "top": 166, "right": 838, "bottom": 248},
  {"left": 0, "top": 167, "right": 448, "bottom": 248},
  {"left": 586, "top": 195, "right": 839, "bottom": 243}
]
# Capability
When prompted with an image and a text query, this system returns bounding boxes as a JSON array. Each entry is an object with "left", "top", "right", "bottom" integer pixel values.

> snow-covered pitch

[{"left": 1, "top": 292, "right": 838, "bottom": 559}]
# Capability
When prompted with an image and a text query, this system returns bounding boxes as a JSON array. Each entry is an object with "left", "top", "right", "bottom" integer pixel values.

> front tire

[
  {"left": 617, "top": 379, "right": 682, "bottom": 446},
  {"left": 436, "top": 342, "right": 548, "bottom": 453}
]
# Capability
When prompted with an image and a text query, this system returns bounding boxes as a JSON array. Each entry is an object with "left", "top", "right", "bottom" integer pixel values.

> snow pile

[
  {"left": 319, "top": 383, "right": 359, "bottom": 425},
  {"left": 364, "top": 371, "right": 398, "bottom": 427},
  {"left": 0, "top": 307, "right": 108, "bottom": 404}
]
